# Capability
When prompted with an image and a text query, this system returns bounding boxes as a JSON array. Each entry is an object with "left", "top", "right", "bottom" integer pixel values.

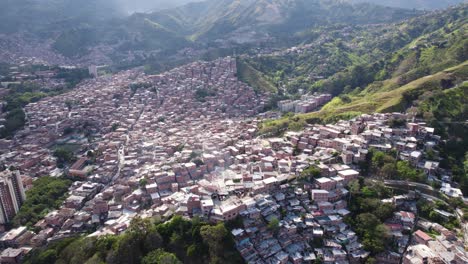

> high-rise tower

[{"left": 0, "top": 170, "right": 26, "bottom": 224}]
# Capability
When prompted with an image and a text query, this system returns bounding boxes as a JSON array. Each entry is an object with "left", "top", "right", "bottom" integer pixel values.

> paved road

[
  {"left": 384, "top": 180, "right": 435, "bottom": 191},
  {"left": 107, "top": 97, "right": 147, "bottom": 187},
  {"left": 378, "top": 179, "right": 447, "bottom": 203}
]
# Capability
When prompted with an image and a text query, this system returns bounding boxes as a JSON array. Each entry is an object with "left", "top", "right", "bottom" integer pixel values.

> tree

[
  {"left": 358, "top": 198, "right": 377, "bottom": 213},
  {"left": 139, "top": 178, "right": 148, "bottom": 188},
  {"left": 354, "top": 213, "right": 389, "bottom": 254},
  {"left": 380, "top": 163, "right": 397, "bottom": 179},
  {"left": 86, "top": 150, "right": 95, "bottom": 158},
  {"left": 314, "top": 255, "right": 324, "bottom": 264},
  {"left": 25, "top": 214, "right": 242, "bottom": 264},
  {"left": 361, "top": 186, "right": 377, "bottom": 197},
  {"left": 107, "top": 232, "right": 143, "bottom": 264},
  {"left": 388, "top": 118, "right": 406, "bottom": 128},
  {"left": 349, "top": 179, "right": 361, "bottom": 194},
  {"left": 142, "top": 249, "right": 181, "bottom": 264},
  {"left": 374, "top": 203, "right": 395, "bottom": 221},
  {"left": 63, "top": 126, "right": 74, "bottom": 135},
  {"left": 65, "top": 100, "right": 73, "bottom": 111},
  {"left": 36, "top": 249, "right": 57, "bottom": 264},
  {"left": 193, "top": 159, "right": 204, "bottom": 167},
  {"left": 200, "top": 223, "right": 229, "bottom": 264},
  {"left": 195, "top": 88, "right": 216, "bottom": 102},
  {"left": 301, "top": 166, "right": 321, "bottom": 179},
  {"left": 397, "top": 161, "right": 425, "bottom": 182},
  {"left": 371, "top": 151, "right": 386, "bottom": 169},
  {"left": 13, "top": 177, "right": 72, "bottom": 227},
  {"left": 267, "top": 218, "right": 280, "bottom": 236},
  {"left": 53, "top": 147, "right": 75, "bottom": 165}
]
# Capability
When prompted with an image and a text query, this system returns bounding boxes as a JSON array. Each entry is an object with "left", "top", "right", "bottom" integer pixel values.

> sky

[{"left": 115, "top": 0, "right": 200, "bottom": 13}]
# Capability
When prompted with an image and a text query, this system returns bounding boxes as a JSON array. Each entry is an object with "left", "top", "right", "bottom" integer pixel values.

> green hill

[
  {"left": 257, "top": 4, "right": 467, "bottom": 132},
  {"left": 240, "top": 4, "right": 466, "bottom": 95},
  {"left": 141, "top": 0, "right": 420, "bottom": 41}
]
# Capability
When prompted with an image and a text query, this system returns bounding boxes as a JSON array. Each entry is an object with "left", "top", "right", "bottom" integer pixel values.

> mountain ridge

[{"left": 0, "top": 0, "right": 422, "bottom": 65}]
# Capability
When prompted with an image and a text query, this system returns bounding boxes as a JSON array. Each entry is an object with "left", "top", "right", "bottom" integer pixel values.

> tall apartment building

[{"left": 0, "top": 170, "right": 26, "bottom": 224}]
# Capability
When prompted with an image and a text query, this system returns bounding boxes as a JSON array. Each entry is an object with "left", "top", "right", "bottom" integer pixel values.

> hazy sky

[
  {"left": 115, "top": 0, "right": 200, "bottom": 13},
  {"left": 349, "top": 0, "right": 467, "bottom": 10}
]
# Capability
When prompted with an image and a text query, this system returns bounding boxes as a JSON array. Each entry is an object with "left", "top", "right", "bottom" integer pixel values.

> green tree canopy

[{"left": 142, "top": 249, "right": 182, "bottom": 264}]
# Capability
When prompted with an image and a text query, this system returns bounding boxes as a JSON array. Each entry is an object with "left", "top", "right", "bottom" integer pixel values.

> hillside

[
  {"left": 258, "top": 62, "right": 467, "bottom": 131},
  {"left": 240, "top": 4, "right": 466, "bottom": 95},
  {"left": 255, "top": 4, "right": 467, "bottom": 129},
  {"left": 142, "top": 0, "right": 420, "bottom": 41},
  {"left": 0, "top": 0, "right": 421, "bottom": 65},
  {"left": 0, "top": 0, "right": 121, "bottom": 34},
  {"left": 321, "top": 62, "right": 467, "bottom": 118}
]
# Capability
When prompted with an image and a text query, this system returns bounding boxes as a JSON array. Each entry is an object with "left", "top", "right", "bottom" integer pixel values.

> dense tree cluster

[
  {"left": 53, "top": 67, "right": 91, "bottom": 87},
  {"left": 53, "top": 147, "right": 76, "bottom": 168},
  {"left": 24, "top": 216, "right": 242, "bottom": 264},
  {"left": 0, "top": 108, "right": 26, "bottom": 139},
  {"left": 13, "top": 177, "right": 72, "bottom": 228},
  {"left": 417, "top": 199, "right": 461, "bottom": 230},
  {"left": 363, "top": 148, "right": 426, "bottom": 183},
  {"left": 194, "top": 88, "right": 216, "bottom": 102},
  {"left": 418, "top": 83, "right": 468, "bottom": 194},
  {"left": 346, "top": 179, "right": 394, "bottom": 255},
  {"left": 300, "top": 165, "right": 321, "bottom": 180}
]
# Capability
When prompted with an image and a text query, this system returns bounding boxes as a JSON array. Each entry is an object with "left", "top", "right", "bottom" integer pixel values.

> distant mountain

[
  {"left": 0, "top": 0, "right": 421, "bottom": 63},
  {"left": 348, "top": 0, "right": 466, "bottom": 10},
  {"left": 0, "top": 0, "right": 200, "bottom": 33},
  {"left": 141, "top": 0, "right": 420, "bottom": 41}
]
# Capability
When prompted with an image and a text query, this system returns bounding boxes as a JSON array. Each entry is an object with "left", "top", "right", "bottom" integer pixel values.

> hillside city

[
  {"left": 0, "top": 54, "right": 466, "bottom": 264},
  {"left": 0, "top": 1, "right": 467, "bottom": 264}
]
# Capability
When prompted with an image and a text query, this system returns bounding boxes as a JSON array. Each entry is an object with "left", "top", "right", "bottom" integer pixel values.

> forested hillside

[
  {"left": 240, "top": 5, "right": 466, "bottom": 96},
  {"left": 24, "top": 216, "right": 242, "bottom": 264},
  {"left": 250, "top": 5, "right": 466, "bottom": 112},
  {"left": 141, "top": 0, "right": 419, "bottom": 41}
]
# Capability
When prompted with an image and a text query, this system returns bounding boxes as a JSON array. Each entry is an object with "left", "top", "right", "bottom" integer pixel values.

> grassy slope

[
  {"left": 236, "top": 58, "right": 277, "bottom": 93},
  {"left": 259, "top": 61, "right": 468, "bottom": 135},
  {"left": 332, "top": 61, "right": 467, "bottom": 113}
]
